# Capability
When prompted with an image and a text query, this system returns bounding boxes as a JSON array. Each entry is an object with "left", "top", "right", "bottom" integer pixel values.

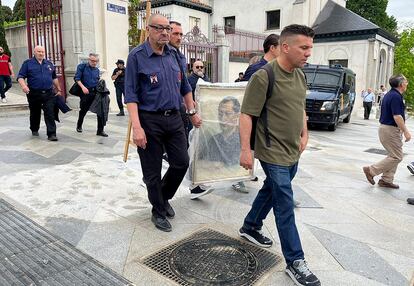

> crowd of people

[{"left": 1, "top": 14, "right": 414, "bottom": 286}]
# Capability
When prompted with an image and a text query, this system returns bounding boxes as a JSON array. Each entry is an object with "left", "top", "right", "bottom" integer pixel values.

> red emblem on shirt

[{"left": 150, "top": 74, "right": 158, "bottom": 84}]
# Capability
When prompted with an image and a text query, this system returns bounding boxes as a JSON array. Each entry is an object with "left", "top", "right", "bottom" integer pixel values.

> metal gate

[
  {"left": 25, "top": 0, "right": 66, "bottom": 96},
  {"left": 181, "top": 26, "right": 218, "bottom": 82}
]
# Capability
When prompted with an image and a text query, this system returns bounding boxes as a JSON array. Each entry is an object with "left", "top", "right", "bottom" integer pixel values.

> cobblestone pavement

[{"left": 0, "top": 102, "right": 413, "bottom": 285}]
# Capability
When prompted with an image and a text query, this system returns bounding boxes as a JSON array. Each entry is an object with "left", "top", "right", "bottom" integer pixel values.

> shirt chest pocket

[{"left": 142, "top": 69, "right": 161, "bottom": 90}]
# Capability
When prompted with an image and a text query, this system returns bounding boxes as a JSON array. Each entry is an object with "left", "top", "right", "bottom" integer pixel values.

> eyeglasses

[
  {"left": 149, "top": 25, "right": 172, "bottom": 32},
  {"left": 195, "top": 66, "right": 204, "bottom": 69},
  {"left": 89, "top": 59, "right": 99, "bottom": 63}
]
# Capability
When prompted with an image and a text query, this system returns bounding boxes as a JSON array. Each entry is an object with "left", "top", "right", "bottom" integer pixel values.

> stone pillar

[
  {"left": 216, "top": 28, "right": 230, "bottom": 83},
  {"left": 61, "top": 0, "right": 96, "bottom": 90}
]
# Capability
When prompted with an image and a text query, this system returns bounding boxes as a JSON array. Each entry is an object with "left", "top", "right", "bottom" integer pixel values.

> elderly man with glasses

[
  {"left": 125, "top": 14, "right": 202, "bottom": 232},
  {"left": 188, "top": 60, "right": 210, "bottom": 98}
]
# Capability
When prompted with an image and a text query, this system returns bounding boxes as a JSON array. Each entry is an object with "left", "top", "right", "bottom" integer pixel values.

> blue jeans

[
  {"left": 0, "top": 75, "right": 12, "bottom": 98},
  {"left": 243, "top": 160, "right": 304, "bottom": 265}
]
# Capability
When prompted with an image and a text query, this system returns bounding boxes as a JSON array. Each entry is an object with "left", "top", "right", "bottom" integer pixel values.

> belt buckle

[{"left": 164, "top": 110, "right": 172, "bottom": 116}]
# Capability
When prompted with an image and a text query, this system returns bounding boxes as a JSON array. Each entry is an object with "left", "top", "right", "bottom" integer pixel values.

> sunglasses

[
  {"left": 195, "top": 66, "right": 204, "bottom": 69},
  {"left": 149, "top": 25, "right": 172, "bottom": 32}
]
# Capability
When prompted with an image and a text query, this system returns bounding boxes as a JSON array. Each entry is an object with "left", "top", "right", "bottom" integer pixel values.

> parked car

[{"left": 303, "top": 64, "right": 356, "bottom": 131}]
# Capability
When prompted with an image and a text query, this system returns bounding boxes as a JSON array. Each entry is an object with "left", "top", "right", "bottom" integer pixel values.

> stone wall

[{"left": 5, "top": 24, "right": 27, "bottom": 80}]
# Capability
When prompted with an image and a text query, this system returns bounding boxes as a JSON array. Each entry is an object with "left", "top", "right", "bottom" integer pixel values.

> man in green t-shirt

[{"left": 238, "top": 25, "right": 320, "bottom": 286}]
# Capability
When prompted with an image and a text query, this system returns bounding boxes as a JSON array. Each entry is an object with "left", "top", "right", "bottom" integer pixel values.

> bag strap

[{"left": 260, "top": 63, "right": 275, "bottom": 148}]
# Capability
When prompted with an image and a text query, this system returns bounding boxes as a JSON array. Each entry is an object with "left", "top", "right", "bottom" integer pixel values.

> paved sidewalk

[{"left": 0, "top": 109, "right": 413, "bottom": 285}]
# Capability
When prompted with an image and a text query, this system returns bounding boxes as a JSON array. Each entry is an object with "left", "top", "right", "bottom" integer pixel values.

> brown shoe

[
  {"left": 363, "top": 166, "right": 375, "bottom": 185},
  {"left": 378, "top": 179, "right": 399, "bottom": 189}
]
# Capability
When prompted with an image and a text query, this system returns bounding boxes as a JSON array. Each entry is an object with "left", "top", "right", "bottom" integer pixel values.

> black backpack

[{"left": 250, "top": 63, "right": 275, "bottom": 150}]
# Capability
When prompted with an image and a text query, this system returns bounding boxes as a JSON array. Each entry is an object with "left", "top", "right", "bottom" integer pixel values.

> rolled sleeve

[
  {"left": 180, "top": 74, "right": 192, "bottom": 96},
  {"left": 74, "top": 64, "right": 83, "bottom": 81},
  {"left": 52, "top": 66, "right": 57, "bottom": 79},
  {"left": 17, "top": 61, "right": 28, "bottom": 80},
  {"left": 124, "top": 52, "right": 140, "bottom": 104}
]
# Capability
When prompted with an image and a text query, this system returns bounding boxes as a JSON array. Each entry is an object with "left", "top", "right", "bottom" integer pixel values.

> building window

[
  {"left": 189, "top": 16, "right": 201, "bottom": 29},
  {"left": 224, "top": 16, "right": 235, "bottom": 33},
  {"left": 266, "top": 10, "right": 280, "bottom": 30},
  {"left": 329, "top": 59, "right": 348, "bottom": 68}
]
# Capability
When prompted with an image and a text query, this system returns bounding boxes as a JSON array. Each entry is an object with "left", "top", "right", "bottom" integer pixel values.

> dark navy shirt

[
  {"left": 124, "top": 41, "right": 192, "bottom": 111},
  {"left": 74, "top": 63, "right": 100, "bottom": 89},
  {"left": 17, "top": 57, "right": 57, "bottom": 90},
  {"left": 379, "top": 88, "right": 405, "bottom": 127},
  {"left": 188, "top": 73, "right": 210, "bottom": 98},
  {"left": 241, "top": 58, "right": 268, "bottom": 81}
]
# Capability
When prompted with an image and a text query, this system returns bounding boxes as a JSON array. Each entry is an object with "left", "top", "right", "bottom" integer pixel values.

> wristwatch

[{"left": 187, "top": 108, "right": 197, "bottom": 116}]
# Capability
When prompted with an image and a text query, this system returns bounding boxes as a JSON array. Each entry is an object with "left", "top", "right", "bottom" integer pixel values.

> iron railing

[{"left": 212, "top": 25, "right": 267, "bottom": 59}]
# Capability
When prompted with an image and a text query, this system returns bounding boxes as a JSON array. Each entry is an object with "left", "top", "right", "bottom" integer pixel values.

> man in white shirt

[{"left": 361, "top": 88, "right": 375, "bottom": 119}]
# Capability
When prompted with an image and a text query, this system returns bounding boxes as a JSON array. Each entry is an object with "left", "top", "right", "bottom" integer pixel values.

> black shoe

[
  {"left": 251, "top": 176, "right": 259, "bottom": 182},
  {"left": 96, "top": 131, "right": 108, "bottom": 137},
  {"left": 47, "top": 135, "right": 58, "bottom": 141},
  {"left": 116, "top": 112, "right": 125, "bottom": 116},
  {"left": 76, "top": 127, "right": 82, "bottom": 133},
  {"left": 238, "top": 227, "right": 273, "bottom": 248},
  {"left": 407, "top": 198, "right": 414, "bottom": 205},
  {"left": 31, "top": 131, "right": 39, "bottom": 136},
  {"left": 285, "top": 259, "right": 321, "bottom": 286},
  {"left": 151, "top": 215, "right": 172, "bottom": 232},
  {"left": 190, "top": 185, "right": 213, "bottom": 200},
  {"left": 165, "top": 201, "right": 175, "bottom": 219}
]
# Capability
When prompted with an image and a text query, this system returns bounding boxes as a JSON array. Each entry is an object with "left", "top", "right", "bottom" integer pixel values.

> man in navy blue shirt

[
  {"left": 242, "top": 34, "right": 279, "bottom": 81},
  {"left": 75, "top": 53, "right": 107, "bottom": 136},
  {"left": 17, "top": 45, "right": 62, "bottom": 141},
  {"left": 125, "top": 14, "right": 202, "bottom": 232},
  {"left": 363, "top": 74, "right": 411, "bottom": 189}
]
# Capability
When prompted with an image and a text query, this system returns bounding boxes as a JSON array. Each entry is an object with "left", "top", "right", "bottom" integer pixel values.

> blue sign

[{"left": 107, "top": 3, "right": 126, "bottom": 14}]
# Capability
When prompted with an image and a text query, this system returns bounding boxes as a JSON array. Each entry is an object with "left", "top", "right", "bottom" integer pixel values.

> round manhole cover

[{"left": 169, "top": 239, "right": 259, "bottom": 285}]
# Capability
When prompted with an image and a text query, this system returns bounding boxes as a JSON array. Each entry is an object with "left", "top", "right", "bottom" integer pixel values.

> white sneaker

[{"left": 1, "top": 98, "right": 6, "bottom": 103}]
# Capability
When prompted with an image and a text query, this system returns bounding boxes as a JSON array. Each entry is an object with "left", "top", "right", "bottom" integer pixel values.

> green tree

[
  {"left": 12, "top": 0, "right": 25, "bottom": 21},
  {"left": 394, "top": 28, "right": 414, "bottom": 107},
  {"left": 346, "top": 0, "right": 397, "bottom": 35},
  {"left": 0, "top": 0, "right": 11, "bottom": 56},
  {"left": 128, "top": 0, "right": 140, "bottom": 47},
  {"left": 1, "top": 5, "right": 12, "bottom": 22}
]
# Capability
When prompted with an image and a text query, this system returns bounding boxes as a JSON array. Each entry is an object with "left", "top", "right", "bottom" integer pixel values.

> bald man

[
  {"left": 125, "top": 14, "right": 202, "bottom": 232},
  {"left": 17, "top": 45, "right": 61, "bottom": 141},
  {"left": 187, "top": 60, "right": 210, "bottom": 98}
]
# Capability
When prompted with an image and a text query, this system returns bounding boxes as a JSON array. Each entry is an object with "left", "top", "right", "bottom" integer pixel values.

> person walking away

[
  {"left": 17, "top": 45, "right": 61, "bottom": 141},
  {"left": 75, "top": 53, "right": 108, "bottom": 137},
  {"left": 238, "top": 24, "right": 320, "bottom": 286},
  {"left": 363, "top": 75, "right": 411, "bottom": 189},
  {"left": 0, "top": 46, "right": 14, "bottom": 103},
  {"left": 111, "top": 59, "right": 126, "bottom": 116}
]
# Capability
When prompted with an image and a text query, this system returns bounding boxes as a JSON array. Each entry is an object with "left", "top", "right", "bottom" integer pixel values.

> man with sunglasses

[
  {"left": 188, "top": 60, "right": 210, "bottom": 99},
  {"left": 125, "top": 14, "right": 202, "bottom": 232}
]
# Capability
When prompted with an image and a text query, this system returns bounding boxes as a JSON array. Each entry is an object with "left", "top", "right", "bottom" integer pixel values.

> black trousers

[
  {"left": 138, "top": 111, "right": 189, "bottom": 218},
  {"left": 0, "top": 75, "right": 12, "bottom": 98},
  {"left": 26, "top": 89, "right": 56, "bottom": 136},
  {"left": 77, "top": 90, "right": 104, "bottom": 132},
  {"left": 363, "top": 101, "right": 373, "bottom": 119},
  {"left": 115, "top": 84, "right": 124, "bottom": 112}
]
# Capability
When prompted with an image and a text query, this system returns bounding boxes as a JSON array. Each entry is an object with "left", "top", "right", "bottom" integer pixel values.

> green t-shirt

[{"left": 241, "top": 60, "right": 306, "bottom": 166}]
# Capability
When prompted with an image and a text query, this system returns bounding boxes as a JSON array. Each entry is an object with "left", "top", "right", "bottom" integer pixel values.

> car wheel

[{"left": 328, "top": 112, "right": 340, "bottom": 131}]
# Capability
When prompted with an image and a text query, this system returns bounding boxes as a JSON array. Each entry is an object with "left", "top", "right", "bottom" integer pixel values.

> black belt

[
  {"left": 30, "top": 89, "right": 53, "bottom": 94},
  {"left": 140, "top": 109, "right": 178, "bottom": 116}
]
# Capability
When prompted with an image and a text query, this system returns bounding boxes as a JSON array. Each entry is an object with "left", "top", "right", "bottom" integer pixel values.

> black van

[{"left": 302, "top": 64, "right": 356, "bottom": 131}]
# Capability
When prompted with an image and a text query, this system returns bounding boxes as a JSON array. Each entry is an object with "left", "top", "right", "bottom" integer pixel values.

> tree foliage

[
  {"left": 346, "top": 0, "right": 397, "bottom": 35},
  {"left": 12, "top": 0, "right": 25, "bottom": 21},
  {"left": 128, "top": 0, "right": 140, "bottom": 47},
  {"left": 0, "top": 0, "right": 11, "bottom": 56},
  {"left": 1, "top": 5, "right": 12, "bottom": 22},
  {"left": 394, "top": 28, "right": 414, "bottom": 107}
]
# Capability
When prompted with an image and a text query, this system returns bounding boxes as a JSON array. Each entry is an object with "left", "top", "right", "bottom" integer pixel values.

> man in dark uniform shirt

[
  {"left": 17, "top": 45, "right": 62, "bottom": 141},
  {"left": 111, "top": 59, "right": 126, "bottom": 116},
  {"left": 75, "top": 53, "right": 108, "bottom": 137},
  {"left": 125, "top": 14, "right": 202, "bottom": 232}
]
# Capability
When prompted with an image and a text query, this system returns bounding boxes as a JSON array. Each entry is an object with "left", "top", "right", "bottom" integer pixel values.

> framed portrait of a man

[{"left": 190, "top": 81, "right": 253, "bottom": 185}]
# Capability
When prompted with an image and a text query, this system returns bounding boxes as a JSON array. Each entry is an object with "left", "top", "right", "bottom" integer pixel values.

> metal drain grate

[
  {"left": 0, "top": 199, "right": 133, "bottom": 286},
  {"left": 142, "top": 228, "right": 281, "bottom": 286},
  {"left": 364, "top": 148, "right": 388, "bottom": 155}
]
